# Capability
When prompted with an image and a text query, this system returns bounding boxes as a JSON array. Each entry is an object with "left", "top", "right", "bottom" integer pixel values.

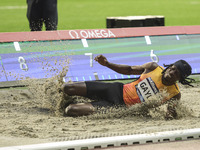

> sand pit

[{"left": 0, "top": 77, "right": 200, "bottom": 147}]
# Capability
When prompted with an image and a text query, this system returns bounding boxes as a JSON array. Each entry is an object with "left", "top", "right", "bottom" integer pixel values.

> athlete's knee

[
  {"left": 65, "top": 104, "right": 83, "bottom": 117},
  {"left": 61, "top": 83, "right": 76, "bottom": 95},
  {"left": 65, "top": 103, "right": 95, "bottom": 117},
  {"left": 61, "top": 82, "right": 87, "bottom": 96},
  {"left": 65, "top": 104, "right": 78, "bottom": 116}
]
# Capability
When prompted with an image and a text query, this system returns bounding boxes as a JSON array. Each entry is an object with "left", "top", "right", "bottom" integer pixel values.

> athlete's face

[{"left": 163, "top": 65, "right": 181, "bottom": 83}]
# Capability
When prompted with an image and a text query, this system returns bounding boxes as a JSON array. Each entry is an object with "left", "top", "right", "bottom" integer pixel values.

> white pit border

[{"left": 1, "top": 128, "right": 200, "bottom": 150}]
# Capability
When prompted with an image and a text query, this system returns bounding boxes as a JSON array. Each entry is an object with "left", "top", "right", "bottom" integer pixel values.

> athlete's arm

[
  {"left": 94, "top": 55, "right": 158, "bottom": 75},
  {"left": 165, "top": 93, "right": 181, "bottom": 120}
]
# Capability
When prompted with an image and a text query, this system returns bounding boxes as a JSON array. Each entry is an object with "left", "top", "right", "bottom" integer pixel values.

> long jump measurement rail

[{"left": 1, "top": 128, "right": 200, "bottom": 150}]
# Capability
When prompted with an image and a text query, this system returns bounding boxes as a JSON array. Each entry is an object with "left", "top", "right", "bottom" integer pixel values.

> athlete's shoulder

[{"left": 143, "top": 62, "right": 159, "bottom": 73}]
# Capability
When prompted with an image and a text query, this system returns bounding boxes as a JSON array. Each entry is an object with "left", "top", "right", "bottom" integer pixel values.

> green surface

[
  {"left": 0, "top": 0, "right": 200, "bottom": 32},
  {"left": 1, "top": 35, "right": 200, "bottom": 57}
]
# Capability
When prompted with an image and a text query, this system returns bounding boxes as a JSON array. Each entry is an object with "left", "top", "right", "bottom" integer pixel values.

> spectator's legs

[
  {"left": 42, "top": 0, "right": 58, "bottom": 30},
  {"left": 27, "top": 0, "right": 43, "bottom": 31}
]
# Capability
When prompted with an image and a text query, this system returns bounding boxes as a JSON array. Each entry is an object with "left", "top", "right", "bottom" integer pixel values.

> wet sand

[{"left": 0, "top": 76, "right": 200, "bottom": 148}]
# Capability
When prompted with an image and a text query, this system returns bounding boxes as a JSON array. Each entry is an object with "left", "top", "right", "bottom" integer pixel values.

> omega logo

[{"left": 69, "top": 29, "right": 116, "bottom": 39}]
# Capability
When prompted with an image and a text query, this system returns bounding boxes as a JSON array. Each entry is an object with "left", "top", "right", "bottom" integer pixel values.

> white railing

[{"left": 1, "top": 128, "right": 200, "bottom": 150}]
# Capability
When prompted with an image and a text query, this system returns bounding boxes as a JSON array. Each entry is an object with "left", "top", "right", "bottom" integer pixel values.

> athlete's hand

[
  {"left": 165, "top": 107, "right": 177, "bottom": 120},
  {"left": 94, "top": 55, "right": 108, "bottom": 66}
]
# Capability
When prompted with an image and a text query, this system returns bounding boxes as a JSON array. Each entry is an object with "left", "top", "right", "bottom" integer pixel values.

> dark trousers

[{"left": 27, "top": 0, "right": 58, "bottom": 31}]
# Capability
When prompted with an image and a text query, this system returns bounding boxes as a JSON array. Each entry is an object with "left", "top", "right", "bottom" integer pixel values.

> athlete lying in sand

[{"left": 61, "top": 55, "right": 194, "bottom": 119}]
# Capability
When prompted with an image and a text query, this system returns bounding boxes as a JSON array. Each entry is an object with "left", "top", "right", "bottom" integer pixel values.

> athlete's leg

[
  {"left": 61, "top": 82, "right": 87, "bottom": 97},
  {"left": 65, "top": 103, "right": 95, "bottom": 117},
  {"left": 61, "top": 81, "right": 108, "bottom": 117},
  {"left": 85, "top": 81, "right": 125, "bottom": 106},
  {"left": 62, "top": 81, "right": 124, "bottom": 104},
  {"left": 62, "top": 81, "right": 124, "bottom": 117}
]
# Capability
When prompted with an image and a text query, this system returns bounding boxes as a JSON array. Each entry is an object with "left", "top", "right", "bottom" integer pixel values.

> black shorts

[{"left": 85, "top": 81, "right": 125, "bottom": 108}]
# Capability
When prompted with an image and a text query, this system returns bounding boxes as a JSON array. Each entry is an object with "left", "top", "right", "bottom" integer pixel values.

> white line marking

[
  {"left": 93, "top": 72, "right": 99, "bottom": 80},
  {"left": 85, "top": 53, "right": 93, "bottom": 67},
  {"left": 176, "top": 35, "right": 180, "bottom": 40},
  {"left": 145, "top": 36, "right": 152, "bottom": 45},
  {"left": 0, "top": 6, "right": 27, "bottom": 10},
  {"left": 14, "top": 42, "right": 21, "bottom": 51},
  {"left": 81, "top": 39, "right": 89, "bottom": 47}
]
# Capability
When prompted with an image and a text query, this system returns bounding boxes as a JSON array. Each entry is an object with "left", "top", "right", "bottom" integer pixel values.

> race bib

[{"left": 135, "top": 77, "right": 159, "bottom": 102}]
